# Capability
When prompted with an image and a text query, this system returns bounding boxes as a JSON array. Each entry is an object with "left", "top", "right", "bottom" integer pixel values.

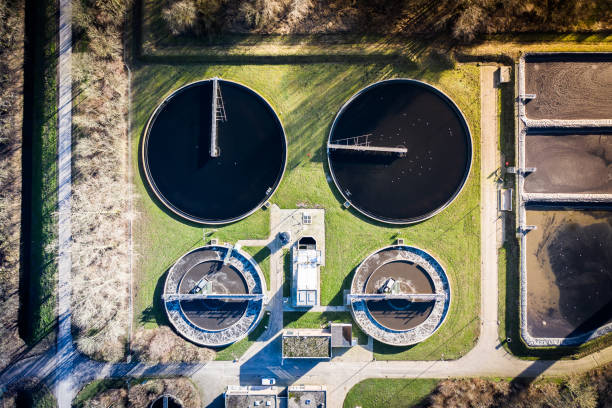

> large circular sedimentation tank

[
  {"left": 328, "top": 79, "right": 472, "bottom": 224},
  {"left": 143, "top": 79, "right": 287, "bottom": 224},
  {"left": 163, "top": 245, "right": 266, "bottom": 347},
  {"left": 350, "top": 245, "right": 451, "bottom": 346}
]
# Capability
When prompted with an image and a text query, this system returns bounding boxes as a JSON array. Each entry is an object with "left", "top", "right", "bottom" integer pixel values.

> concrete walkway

[
  {"left": 55, "top": 0, "right": 75, "bottom": 406},
  {"left": 3, "top": 66, "right": 612, "bottom": 408}
]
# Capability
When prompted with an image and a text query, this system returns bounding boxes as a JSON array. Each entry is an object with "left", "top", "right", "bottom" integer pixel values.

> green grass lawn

[
  {"left": 215, "top": 312, "right": 270, "bottom": 360},
  {"left": 343, "top": 378, "right": 439, "bottom": 408},
  {"left": 284, "top": 311, "right": 369, "bottom": 345},
  {"left": 132, "top": 60, "right": 481, "bottom": 360},
  {"left": 243, "top": 246, "right": 271, "bottom": 289},
  {"left": 22, "top": 0, "right": 58, "bottom": 345}
]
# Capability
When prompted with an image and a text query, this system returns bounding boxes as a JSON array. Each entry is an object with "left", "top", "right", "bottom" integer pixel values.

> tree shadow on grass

[{"left": 139, "top": 268, "right": 170, "bottom": 327}]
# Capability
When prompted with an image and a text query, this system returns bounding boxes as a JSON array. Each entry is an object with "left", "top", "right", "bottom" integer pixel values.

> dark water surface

[
  {"left": 144, "top": 80, "right": 286, "bottom": 223},
  {"left": 328, "top": 79, "right": 471, "bottom": 223}
]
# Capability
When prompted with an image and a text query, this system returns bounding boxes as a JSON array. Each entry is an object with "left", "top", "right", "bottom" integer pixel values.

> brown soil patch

[
  {"left": 525, "top": 56, "right": 612, "bottom": 120},
  {"left": 524, "top": 133, "right": 612, "bottom": 194},
  {"left": 525, "top": 209, "right": 612, "bottom": 338}
]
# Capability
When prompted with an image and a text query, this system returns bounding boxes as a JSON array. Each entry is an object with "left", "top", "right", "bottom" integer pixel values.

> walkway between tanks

[{"left": 3, "top": 67, "right": 612, "bottom": 408}]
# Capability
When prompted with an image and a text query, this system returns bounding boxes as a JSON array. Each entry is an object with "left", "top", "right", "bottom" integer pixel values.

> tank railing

[
  {"left": 347, "top": 293, "right": 445, "bottom": 302},
  {"left": 163, "top": 293, "right": 265, "bottom": 301}
]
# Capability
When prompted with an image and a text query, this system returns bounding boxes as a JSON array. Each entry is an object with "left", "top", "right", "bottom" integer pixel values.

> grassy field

[
  {"left": 21, "top": 0, "right": 58, "bottom": 345},
  {"left": 343, "top": 378, "right": 439, "bottom": 408},
  {"left": 215, "top": 312, "right": 270, "bottom": 361},
  {"left": 131, "top": 60, "right": 481, "bottom": 360},
  {"left": 284, "top": 311, "right": 369, "bottom": 345},
  {"left": 243, "top": 246, "right": 271, "bottom": 289}
]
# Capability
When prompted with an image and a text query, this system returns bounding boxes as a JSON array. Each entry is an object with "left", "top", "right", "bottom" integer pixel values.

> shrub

[{"left": 162, "top": 0, "right": 198, "bottom": 35}]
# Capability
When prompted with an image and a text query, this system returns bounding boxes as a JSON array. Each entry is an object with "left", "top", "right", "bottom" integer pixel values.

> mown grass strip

[{"left": 343, "top": 378, "right": 439, "bottom": 408}]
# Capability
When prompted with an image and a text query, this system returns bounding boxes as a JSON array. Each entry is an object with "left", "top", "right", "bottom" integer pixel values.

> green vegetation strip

[
  {"left": 215, "top": 312, "right": 270, "bottom": 361},
  {"left": 343, "top": 379, "right": 438, "bottom": 408},
  {"left": 132, "top": 61, "right": 481, "bottom": 360},
  {"left": 25, "top": 0, "right": 58, "bottom": 344},
  {"left": 243, "top": 246, "right": 271, "bottom": 289}
]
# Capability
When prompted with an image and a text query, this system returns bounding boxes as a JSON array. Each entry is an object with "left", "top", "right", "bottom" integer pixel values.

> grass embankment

[
  {"left": 344, "top": 379, "right": 439, "bottom": 408},
  {"left": 132, "top": 62, "right": 481, "bottom": 360},
  {"left": 284, "top": 312, "right": 368, "bottom": 345},
  {"left": 20, "top": 0, "right": 57, "bottom": 345},
  {"left": 495, "top": 68, "right": 612, "bottom": 359},
  {"left": 243, "top": 246, "right": 271, "bottom": 289},
  {"left": 215, "top": 312, "right": 270, "bottom": 361}
]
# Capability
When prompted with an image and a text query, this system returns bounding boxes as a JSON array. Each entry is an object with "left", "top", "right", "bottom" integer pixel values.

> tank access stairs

[{"left": 210, "top": 77, "right": 227, "bottom": 157}]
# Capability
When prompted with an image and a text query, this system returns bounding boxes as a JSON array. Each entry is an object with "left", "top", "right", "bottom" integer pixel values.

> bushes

[
  {"left": 0, "top": 0, "right": 25, "bottom": 370},
  {"left": 156, "top": 0, "right": 610, "bottom": 37},
  {"left": 162, "top": 0, "right": 198, "bottom": 35},
  {"left": 1, "top": 379, "right": 57, "bottom": 408},
  {"left": 131, "top": 327, "right": 215, "bottom": 363},
  {"left": 423, "top": 373, "right": 606, "bottom": 408},
  {"left": 75, "top": 378, "right": 201, "bottom": 408},
  {"left": 71, "top": 0, "right": 133, "bottom": 361}
]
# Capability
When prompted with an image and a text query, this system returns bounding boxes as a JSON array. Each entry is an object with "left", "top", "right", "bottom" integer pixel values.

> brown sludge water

[
  {"left": 178, "top": 260, "right": 248, "bottom": 331},
  {"left": 525, "top": 54, "right": 612, "bottom": 120},
  {"left": 526, "top": 209, "right": 612, "bottom": 338},
  {"left": 524, "top": 133, "right": 612, "bottom": 194},
  {"left": 364, "top": 260, "right": 435, "bottom": 331}
]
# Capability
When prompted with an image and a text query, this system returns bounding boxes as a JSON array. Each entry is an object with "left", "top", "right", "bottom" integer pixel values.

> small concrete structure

[
  {"left": 287, "top": 385, "right": 327, "bottom": 408},
  {"left": 330, "top": 323, "right": 353, "bottom": 348},
  {"left": 499, "top": 188, "right": 513, "bottom": 211},
  {"left": 497, "top": 66, "right": 511, "bottom": 84},
  {"left": 282, "top": 329, "right": 331, "bottom": 360},
  {"left": 225, "top": 386, "right": 278, "bottom": 408},
  {"left": 292, "top": 237, "right": 322, "bottom": 307}
]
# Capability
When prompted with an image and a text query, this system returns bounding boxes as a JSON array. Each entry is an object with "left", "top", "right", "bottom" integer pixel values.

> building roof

[
  {"left": 293, "top": 245, "right": 322, "bottom": 307},
  {"left": 287, "top": 386, "right": 327, "bottom": 408},
  {"left": 225, "top": 386, "right": 278, "bottom": 408},
  {"left": 282, "top": 331, "right": 331, "bottom": 359},
  {"left": 296, "top": 262, "right": 317, "bottom": 290},
  {"left": 330, "top": 323, "right": 352, "bottom": 348}
]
